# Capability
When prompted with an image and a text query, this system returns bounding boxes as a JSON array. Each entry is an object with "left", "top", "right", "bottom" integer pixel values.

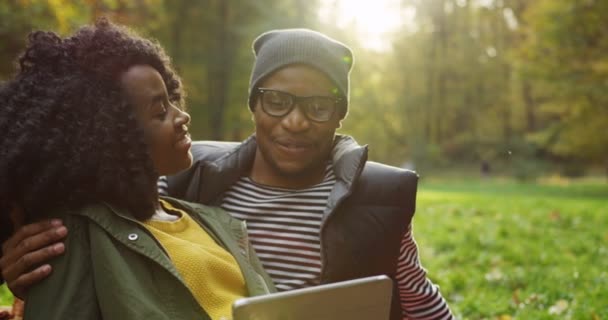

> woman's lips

[{"left": 175, "top": 133, "right": 191, "bottom": 151}]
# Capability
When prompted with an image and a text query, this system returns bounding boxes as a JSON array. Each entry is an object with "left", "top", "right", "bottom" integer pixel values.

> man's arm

[
  {"left": 396, "top": 224, "right": 454, "bottom": 320},
  {"left": 0, "top": 219, "right": 67, "bottom": 298}
]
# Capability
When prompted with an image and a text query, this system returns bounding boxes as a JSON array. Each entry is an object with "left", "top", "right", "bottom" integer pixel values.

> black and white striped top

[
  {"left": 217, "top": 166, "right": 454, "bottom": 319},
  {"left": 220, "top": 166, "right": 334, "bottom": 291}
]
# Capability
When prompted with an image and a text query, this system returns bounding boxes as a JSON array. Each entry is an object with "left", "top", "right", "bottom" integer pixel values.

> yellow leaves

[
  {"left": 591, "top": 60, "right": 608, "bottom": 75},
  {"left": 497, "top": 315, "right": 512, "bottom": 320},
  {"left": 49, "top": 0, "right": 82, "bottom": 34}
]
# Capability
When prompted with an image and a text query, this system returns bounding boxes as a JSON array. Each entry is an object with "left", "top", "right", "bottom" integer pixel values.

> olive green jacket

[{"left": 24, "top": 197, "right": 275, "bottom": 320}]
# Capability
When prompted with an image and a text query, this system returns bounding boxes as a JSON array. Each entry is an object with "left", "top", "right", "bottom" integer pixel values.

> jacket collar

[
  {"left": 72, "top": 201, "right": 185, "bottom": 283},
  {"left": 72, "top": 198, "right": 274, "bottom": 296}
]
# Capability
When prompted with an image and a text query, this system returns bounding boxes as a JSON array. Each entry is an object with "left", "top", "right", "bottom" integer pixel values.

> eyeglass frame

[{"left": 254, "top": 87, "right": 343, "bottom": 123}]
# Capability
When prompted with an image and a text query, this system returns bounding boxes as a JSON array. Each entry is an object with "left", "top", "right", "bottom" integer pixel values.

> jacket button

[{"left": 128, "top": 233, "right": 139, "bottom": 241}]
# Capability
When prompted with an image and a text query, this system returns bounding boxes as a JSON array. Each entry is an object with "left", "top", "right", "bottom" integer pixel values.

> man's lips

[{"left": 274, "top": 139, "right": 314, "bottom": 154}]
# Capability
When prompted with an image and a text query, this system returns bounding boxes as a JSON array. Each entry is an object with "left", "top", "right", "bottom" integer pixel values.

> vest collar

[
  {"left": 330, "top": 135, "right": 368, "bottom": 186},
  {"left": 205, "top": 134, "right": 367, "bottom": 185},
  {"left": 322, "top": 135, "right": 368, "bottom": 222},
  {"left": 198, "top": 136, "right": 257, "bottom": 204},
  {"left": 200, "top": 134, "right": 368, "bottom": 213}
]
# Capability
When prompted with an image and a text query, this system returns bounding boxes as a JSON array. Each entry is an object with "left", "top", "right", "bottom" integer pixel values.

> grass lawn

[
  {"left": 414, "top": 177, "right": 607, "bottom": 319},
  {"left": 1, "top": 177, "right": 606, "bottom": 319},
  {"left": 0, "top": 285, "right": 10, "bottom": 307}
]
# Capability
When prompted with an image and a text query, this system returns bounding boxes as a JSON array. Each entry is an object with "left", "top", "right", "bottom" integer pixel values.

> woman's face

[{"left": 120, "top": 65, "right": 192, "bottom": 176}]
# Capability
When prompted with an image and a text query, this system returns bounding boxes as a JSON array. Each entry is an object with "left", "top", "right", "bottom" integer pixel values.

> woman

[{"left": 0, "top": 19, "right": 274, "bottom": 320}]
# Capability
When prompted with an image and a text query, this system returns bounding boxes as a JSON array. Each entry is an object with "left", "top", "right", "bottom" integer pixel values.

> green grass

[
  {"left": 0, "top": 284, "right": 11, "bottom": 306},
  {"left": 1, "top": 178, "right": 606, "bottom": 319},
  {"left": 414, "top": 178, "right": 608, "bottom": 319}
]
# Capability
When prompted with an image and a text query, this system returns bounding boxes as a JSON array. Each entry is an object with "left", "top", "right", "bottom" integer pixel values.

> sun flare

[{"left": 319, "top": 0, "right": 416, "bottom": 51}]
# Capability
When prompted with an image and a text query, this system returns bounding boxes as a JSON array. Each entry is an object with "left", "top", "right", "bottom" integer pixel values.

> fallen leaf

[
  {"left": 497, "top": 315, "right": 512, "bottom": 320},
  {"left": 485, "top": 268, "right": 503, "bottom": 282},
  {"left": 549, "top": 210, "right": 561, "bottom": 221},
  {"left": 525, "top": 293, "right": 539, "bottom": 304},
  {"left": 512, "top": 289, "right": 520, "bottom": 305},
  {"left": 548, "top": 299, "right": 569, "bottom": 315}
]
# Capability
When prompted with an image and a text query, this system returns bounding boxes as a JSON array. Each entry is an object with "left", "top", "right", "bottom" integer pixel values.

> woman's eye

[{"left": 155, "top": 105, "right": 168, "bottom": 119}]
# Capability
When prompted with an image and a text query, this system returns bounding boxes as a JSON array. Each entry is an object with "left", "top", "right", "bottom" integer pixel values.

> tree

[{"left": 516, "top": 0, "right": 608, "bottom": 165}]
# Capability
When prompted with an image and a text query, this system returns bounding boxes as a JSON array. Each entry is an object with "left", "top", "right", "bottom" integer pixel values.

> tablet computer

[{"left": 232, "top": 275, "right": 393, "bottom": 320}]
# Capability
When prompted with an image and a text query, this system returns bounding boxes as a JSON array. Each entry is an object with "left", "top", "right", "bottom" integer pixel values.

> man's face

[{"left": 251, "top": 64, "right": 342, "bottom": 188}]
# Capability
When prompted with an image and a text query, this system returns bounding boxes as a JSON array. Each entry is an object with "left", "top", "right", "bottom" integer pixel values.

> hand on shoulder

[{"left": 0, "top": 216, "right": 67, "bottom": 299}]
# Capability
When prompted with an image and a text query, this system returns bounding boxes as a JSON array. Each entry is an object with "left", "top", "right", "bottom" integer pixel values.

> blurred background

[
  {"left": 1, "top": 1, "right": 607, "bottom": 319},
  {"left": 1, "top": 0, "right": 607, "bottom": 180}
]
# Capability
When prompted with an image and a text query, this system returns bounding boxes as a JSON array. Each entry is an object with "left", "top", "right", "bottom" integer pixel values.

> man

[{"left": 1, "top": 29, "right": 453, "bottom": 319}]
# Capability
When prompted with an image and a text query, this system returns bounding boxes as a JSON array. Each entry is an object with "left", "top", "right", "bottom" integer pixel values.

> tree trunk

[
  {"left": 169, "top": 1, "right": 188, "bottom": 69},
  {"left": 208, "top": 1, "right": 232, "bottom": 140},
  {"left": 436, "top": 0, "right": 447, "bottom": 145},
  {"left": 522, "top": 81, "right": 536, "bottom": 132}
]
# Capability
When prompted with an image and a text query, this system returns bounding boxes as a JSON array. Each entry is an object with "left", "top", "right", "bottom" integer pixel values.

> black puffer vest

[{"left": 166, "top": 135, "right": 418, "bottom": 320}]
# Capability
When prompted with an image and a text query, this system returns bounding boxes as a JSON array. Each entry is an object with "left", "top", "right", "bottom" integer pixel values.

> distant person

[
  {"left": 1, "top": 28, "right": 453, "bottom": 319},
  {"left": 481, "top": 160, "right": 491, "bottom": 177},
  {"left": 0, "top": 20, "right": 274, "bottom": 320}
]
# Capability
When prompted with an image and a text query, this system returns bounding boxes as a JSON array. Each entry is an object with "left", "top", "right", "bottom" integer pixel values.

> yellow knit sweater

[{"left": 143, "top": 200, "right": 246, "bottom": 320}]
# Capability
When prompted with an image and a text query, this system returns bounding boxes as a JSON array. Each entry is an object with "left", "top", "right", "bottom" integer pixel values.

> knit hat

[{"left": 248, "top": 28, "right": 354, "bottom": 119}]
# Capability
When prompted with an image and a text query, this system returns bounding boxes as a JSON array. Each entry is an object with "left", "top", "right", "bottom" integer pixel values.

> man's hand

[
  {"left": 0, "top": 219, "right": 67, "bottom": 299},
  {"left": 0, "top": 309, "right": 12, "bottom": 320}
]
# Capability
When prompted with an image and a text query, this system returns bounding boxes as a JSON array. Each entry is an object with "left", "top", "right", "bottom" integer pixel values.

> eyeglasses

[{"left": 256, "top": 88, "right": 342, "bottom": 122}]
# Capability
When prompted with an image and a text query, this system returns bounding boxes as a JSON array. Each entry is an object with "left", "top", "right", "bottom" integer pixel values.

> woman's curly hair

[{"left": 0, "top": 19, "right": 185, "bottom": 233}]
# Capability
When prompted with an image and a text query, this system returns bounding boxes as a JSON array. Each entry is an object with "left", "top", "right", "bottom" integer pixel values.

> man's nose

[{"left": 280, "top": 104, "right": 310, "bottom": 132}]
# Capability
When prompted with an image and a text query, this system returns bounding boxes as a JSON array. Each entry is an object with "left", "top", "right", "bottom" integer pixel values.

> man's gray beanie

[{"left": 248, "top": 28, "right": 354, "bottom": 119}]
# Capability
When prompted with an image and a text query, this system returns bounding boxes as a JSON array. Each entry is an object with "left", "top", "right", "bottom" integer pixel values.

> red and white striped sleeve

[{"left": 396, "top": 224, "right": 454, "bottom": 320}]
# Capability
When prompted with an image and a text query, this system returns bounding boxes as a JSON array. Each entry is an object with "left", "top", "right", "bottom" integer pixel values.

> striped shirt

[
  {"left": 220, "top": 166, "right": 335, "bottom": 291},
  {"left": 217, "top": 166, "right": 454, "bottom": 320}
]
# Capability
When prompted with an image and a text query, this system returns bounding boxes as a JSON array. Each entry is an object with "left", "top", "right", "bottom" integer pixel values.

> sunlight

[{"left": 319, "top": 0, "right": 416, "bottom": 51}]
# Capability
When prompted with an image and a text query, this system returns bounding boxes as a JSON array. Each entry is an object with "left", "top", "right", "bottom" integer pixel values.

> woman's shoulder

[
  {"left": 48, "top": 203, "right": 112, "bottom": 218},
  {"left": 47, "top": 203, "right": 119, "bottom": 237},
  {"left": 48, "top": 203, "right": 111, "bottom": 223}
]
